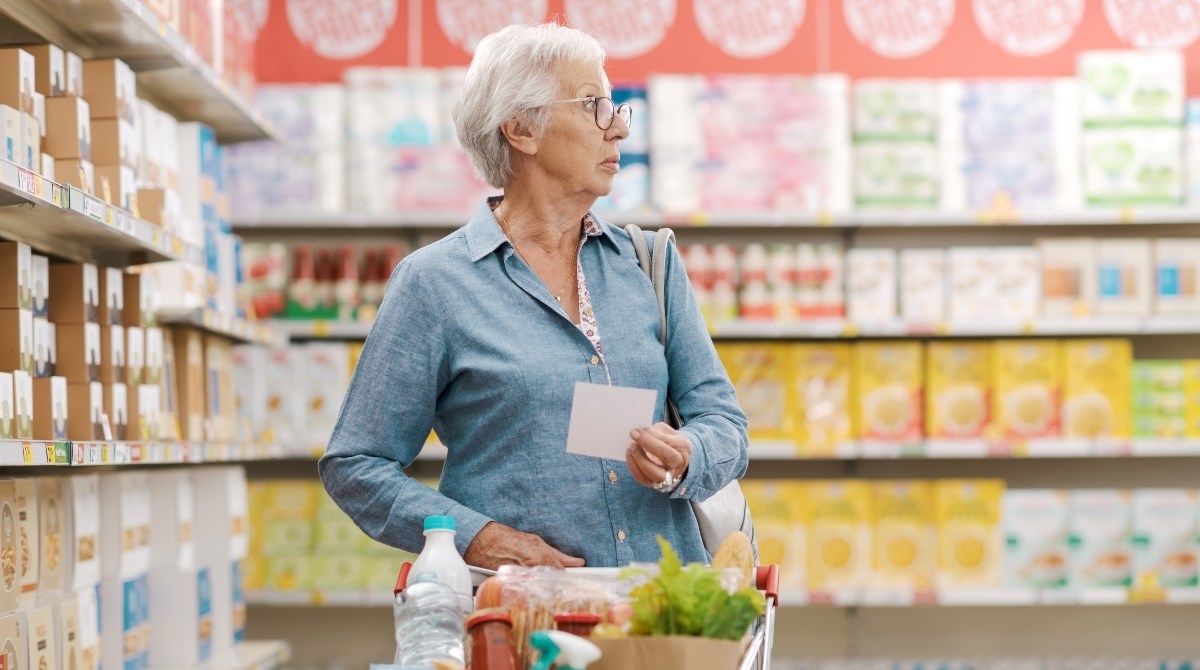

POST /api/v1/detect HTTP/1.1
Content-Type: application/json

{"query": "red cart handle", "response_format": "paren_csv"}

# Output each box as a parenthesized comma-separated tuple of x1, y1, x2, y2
(394, 562, 412, 597)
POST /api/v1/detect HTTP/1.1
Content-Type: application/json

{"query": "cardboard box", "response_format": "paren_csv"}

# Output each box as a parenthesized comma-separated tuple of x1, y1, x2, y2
(66, 382, 103, 441)
(0, 105, 19, 165)
(29, 254, 46, 318)
(1078, 50, 1184, 125)
(926, 341, 992, 439)
(65, 51, 82, 98)
(136, 188, 178, 229)
(56, 597, 81, 670)
(803, 481, 872, 590)
(99, 324, 124, 385)
(43, 95, 90, 161)
(1004, 490, 1070, 589)
(77, 585, 100, 670)
(0, 373, 10, 440)
(147, 470, 206, 666)
(0, 49, 35, 115)
(40, 153, 52, 182)
(56, 158, 94, 194)
(23, 605, 55, 670)
(123, 272, 157, 328)
(19, 112, 38, 171)
(22, 44, 65, 98)
(900, 249, 946, 322)
(1040, 238, 1096, 317)
(853, 341, 924, 443)
(31, 91, 43, 139)
(159, 328, 178, 440)
(846, 248, 897, 322)
(69, 475, 100, 589)
(0, 309, 33, 374)
(104, 383, 127, 442)
(1095, 238, 1152, 316)
(174, 329, 205, 441)
(145, 328, 163, 386)
(45, 322, 55, 377)
(0, 613, 25, 670)
(13, 480, 37, 609)
(992, 340, 1063, 440)
(1132, 489, 1199, 588)
(32, 377, 67, 441)
(1063, 339, 1132, 440)
(935, 479, 1006, 589)
(82, 59, 135, 122)
(97, 267, 124, 327)
(91, 118, 136, 169)
(55, 322, 100, 383)
(12, 371, 31, 440)
(1069, 489, 1133, 588)
(0, 242, 32, 311)
(99, 473, 150, 581)
(32, 317, 49, 378)
(34, 478, 65, 599)
(1154, 238, 1200, 315)
(126, 325, 144, 386)
(0, 480, 19, 615)
(193, 467, 248, 656)
(128, 384, 160, 441)
(48, 262, 99, 324)
(95, 164, 136, 211)
(100, 574, 149, 670)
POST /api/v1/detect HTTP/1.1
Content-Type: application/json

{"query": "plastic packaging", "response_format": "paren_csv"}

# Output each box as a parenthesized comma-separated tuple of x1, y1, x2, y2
(393, 581, 466, 667)
(529, 630, 602, 670)
(409, 515, 473, 613)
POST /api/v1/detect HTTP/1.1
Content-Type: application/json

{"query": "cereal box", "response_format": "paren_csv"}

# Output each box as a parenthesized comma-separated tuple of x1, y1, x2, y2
(803, 481, 871, 591)
(1132, 489, 1198, 589)
(1069, 490, 1133, 588)
(791, 344, 852, 457)
(926, 342, 992, 439)
(992, 340, 1062, 441)
(854, 342, 923, 443)
(1132, 361, 1188, 439)
(1062, 339, 1132, 440)
(871, 481, 934, 590)
(742, 481, 806, 590)
(717, 343, 793, 445)
(1004, 490, 1070, 589)
(934, 479, 1005, 589)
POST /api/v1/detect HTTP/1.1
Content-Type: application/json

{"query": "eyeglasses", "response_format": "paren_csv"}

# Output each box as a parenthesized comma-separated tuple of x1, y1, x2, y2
(550, 96, 632, 131)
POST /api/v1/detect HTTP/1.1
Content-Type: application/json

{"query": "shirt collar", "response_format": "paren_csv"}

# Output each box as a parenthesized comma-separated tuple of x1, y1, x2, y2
(465, 196, 624, 263)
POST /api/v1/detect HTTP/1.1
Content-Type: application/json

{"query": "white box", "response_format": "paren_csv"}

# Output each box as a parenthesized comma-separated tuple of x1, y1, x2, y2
(0, 105, 20, 164)
(1039, 238, 1096, 317)
(33, 317, 49, 378)
(1078, 50, 1184, 125)
(65, 52, 83, 98)
(1188, 99, 1200, 206)
(1132, 489, 1198, 588)
(993, 247, 1042, 320)
(854, 141, 939, 207)
(56, 596, 81, 670)
(149, 565, 213, 666)
(1070, 489, 1133, 589)
(231, 345, 268, 443)
(13, 370, 30, 440)
(1095, 238, 1152, 316)
(193, 467, 248, 656)
(1004, 490, 1070, 589)
(854, 79, 939, 139)
(136, 385, 161, 441)
(46, 322, 55, 377)
(107, 382, 127, 441)
(41, 154, 53, 181)
(145, 327, 163, 385)
(1082, 127, 1184, 205)
(126, 325, 144, 386)
(846, 249, 897, 322)
(30, 255, 47, 318)
(306, 343, 351, 444)
(0, 373, 10, 440)
(23, 605, 55, 670)
(14, 479, 37, 608)
(148, 470, 194, 572)
(0, 480, 18, 615)
(77, 585, 99, 670)
(264, 347, 304, 448)
(69, 474, 100, 590)
(100, 573, 148, 670)
(900, 249, 945, 322)
(1153, 238, 1200, 314)
(948, 247, 996, 321)
(99, 472, 150, 581)
(146, 261, 204, 312)
(19, 112, 38, 170)
(35, 478, 65, 600)
(0, 612, 25, 670)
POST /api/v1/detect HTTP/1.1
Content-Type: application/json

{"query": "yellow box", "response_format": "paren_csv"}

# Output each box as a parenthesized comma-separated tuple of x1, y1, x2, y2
(934, 479, 1005, 589)
(262, 481, 320, 522)
(315, 556, 370, 592)
(926, 342, 992, 439)
(265, 556, 315, 592)
(242, 557, 267, 592)
(853, 342, 924, 441)
(1062, 339, 1132, 439)
(716, 343, 792, 444)
(1185, 361, 1200, 438)
(741, 481, 805, 590)
(791, 344, 852, 457)
(871, 481, 934, 590)
(802, 481, 871, 591)
(992, 340, 1063, 440)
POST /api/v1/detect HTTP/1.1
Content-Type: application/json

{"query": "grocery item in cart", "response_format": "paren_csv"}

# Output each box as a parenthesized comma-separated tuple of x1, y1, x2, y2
(393, 581, 466, 667)
(410, 516, 472, 613)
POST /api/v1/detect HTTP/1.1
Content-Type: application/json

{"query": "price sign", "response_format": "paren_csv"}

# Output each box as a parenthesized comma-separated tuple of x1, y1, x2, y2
(21, 443, 33, 464)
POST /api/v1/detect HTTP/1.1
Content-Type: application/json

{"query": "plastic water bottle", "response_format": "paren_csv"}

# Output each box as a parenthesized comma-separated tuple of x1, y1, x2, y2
(393, 581, 466, 667)
(409, 515, 473, 613)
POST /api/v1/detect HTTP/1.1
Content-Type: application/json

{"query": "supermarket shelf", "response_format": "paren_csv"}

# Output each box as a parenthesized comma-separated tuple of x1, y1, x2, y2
(159, 308, 287, 346)
(0, 0, 275, 143)
(0, 440, 300, 467)
(246, 590, 393, 608)
(269, 319, 374, 340)
(196, 640, 290, 670)
(781, 588, 1200, 607)
(0, 440, 71, 466)
(232, 207, 1200, 231)
(0, 160, 199, 266)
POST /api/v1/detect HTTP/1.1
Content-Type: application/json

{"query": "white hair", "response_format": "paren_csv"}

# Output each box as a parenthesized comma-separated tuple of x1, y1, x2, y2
(453, 23, 607, 188)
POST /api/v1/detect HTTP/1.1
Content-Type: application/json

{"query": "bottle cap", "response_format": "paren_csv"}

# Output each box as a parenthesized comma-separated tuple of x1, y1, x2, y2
(424, 515, 457, 532)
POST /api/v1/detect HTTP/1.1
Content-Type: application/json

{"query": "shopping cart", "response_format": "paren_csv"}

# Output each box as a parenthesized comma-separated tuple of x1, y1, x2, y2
(394, 562, 780, 670)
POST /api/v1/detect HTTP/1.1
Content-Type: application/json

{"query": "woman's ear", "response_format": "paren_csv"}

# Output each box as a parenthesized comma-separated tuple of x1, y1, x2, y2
(500, 116, 538, 156)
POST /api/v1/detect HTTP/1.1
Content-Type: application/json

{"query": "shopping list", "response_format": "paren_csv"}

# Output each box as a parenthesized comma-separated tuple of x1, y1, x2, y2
(566, 382, 657, 460)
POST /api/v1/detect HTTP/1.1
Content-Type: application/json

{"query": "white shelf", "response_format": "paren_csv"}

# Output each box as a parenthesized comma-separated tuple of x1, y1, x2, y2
(779, 588, 1200, 608)
(0, 160, 199, 267)
(159, 308, 287, 346)
(196, 641, 290, 670)
(232, 207, 1200, 231)
(0, 0, 275, 143)
(246, 590, 393, 608)
(268, 319, 374, 340)
(67, 441, 295, 466)
(0, 440, 71, 466)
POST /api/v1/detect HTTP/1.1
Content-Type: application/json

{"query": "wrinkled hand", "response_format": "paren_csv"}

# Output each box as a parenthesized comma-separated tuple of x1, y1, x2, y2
(463, 521, 586, 570)
(626, 422, 692, 491)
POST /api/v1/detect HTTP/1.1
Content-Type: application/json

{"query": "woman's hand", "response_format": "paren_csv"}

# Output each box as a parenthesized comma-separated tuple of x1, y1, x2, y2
(626, 422, 692, 492)
(463, 522, 586, 570)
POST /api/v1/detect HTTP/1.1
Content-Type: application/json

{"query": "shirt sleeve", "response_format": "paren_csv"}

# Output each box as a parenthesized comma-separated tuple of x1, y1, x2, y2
(318, 259, 494, 555)
(658, 239, 751, 502)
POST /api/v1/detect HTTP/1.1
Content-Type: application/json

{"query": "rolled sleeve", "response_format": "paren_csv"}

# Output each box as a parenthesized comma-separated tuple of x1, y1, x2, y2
(659, 240, 750, 502)
(317, 258, 493, 554)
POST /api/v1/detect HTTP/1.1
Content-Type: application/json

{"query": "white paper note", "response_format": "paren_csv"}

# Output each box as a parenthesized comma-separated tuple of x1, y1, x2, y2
(566, 382, 657, 460)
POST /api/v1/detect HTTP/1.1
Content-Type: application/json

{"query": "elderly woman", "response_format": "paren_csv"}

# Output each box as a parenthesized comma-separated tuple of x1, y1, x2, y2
(319, 22, 749, 569)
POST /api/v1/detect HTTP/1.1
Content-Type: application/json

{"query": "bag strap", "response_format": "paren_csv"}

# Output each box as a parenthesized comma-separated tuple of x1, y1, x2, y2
(625, 224, 675, 348)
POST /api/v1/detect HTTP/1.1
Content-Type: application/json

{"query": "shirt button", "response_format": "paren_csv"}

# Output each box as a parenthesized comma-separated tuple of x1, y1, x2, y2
(617, 530, 627, 542)
(679, 486, 687, 495)
(590, 355, 599, 366)
(607, 471, 618, 483)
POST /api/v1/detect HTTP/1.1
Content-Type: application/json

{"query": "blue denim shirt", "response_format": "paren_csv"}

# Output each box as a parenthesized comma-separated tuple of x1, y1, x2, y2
(318, 199, 749, 567)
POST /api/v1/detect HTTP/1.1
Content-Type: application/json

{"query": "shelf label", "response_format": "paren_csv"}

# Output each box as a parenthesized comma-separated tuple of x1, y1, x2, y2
(807, 591, 834, 606)
(100, 444, 110, 463)
(170, 238, 184, 256)
(45, 443, 54, 464)
(21, 443, 32, 464)
(913, 589, 939, 606)
(87, 197, 105, 221)
(817, 211, 834, 226)
(16, 169, 31, 195)
(51, 184, 63, 207)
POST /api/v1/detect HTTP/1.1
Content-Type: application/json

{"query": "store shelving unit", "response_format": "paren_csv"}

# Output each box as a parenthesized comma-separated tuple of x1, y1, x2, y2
(198, 641, 290, 670)
(232, 207, 1200, 231)
(0, 439, 296, 466)
(159, 307, 288, 346)
(0, 0, 275, 142)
